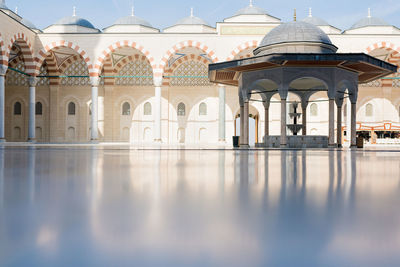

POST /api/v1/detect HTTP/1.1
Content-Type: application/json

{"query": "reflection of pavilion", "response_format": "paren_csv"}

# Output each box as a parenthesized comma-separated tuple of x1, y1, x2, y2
(209, 21, 397, 148)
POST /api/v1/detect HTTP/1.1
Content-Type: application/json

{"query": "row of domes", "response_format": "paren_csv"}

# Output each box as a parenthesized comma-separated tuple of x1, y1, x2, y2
(0, 0, 395, 33)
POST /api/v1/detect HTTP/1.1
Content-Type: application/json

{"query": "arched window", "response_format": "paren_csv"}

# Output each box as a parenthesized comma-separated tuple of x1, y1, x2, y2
(144, 102, 152, 115)
(68, 102, 76, 115)
(122, 102, 131, 115)
(177, 102, 186, 116)
(366, 103, 373, 117)
(199, 102, 207, 116)
(14, 102, 22, 115)
(35, 102, 43, 115)
(310, 103, 318, 116)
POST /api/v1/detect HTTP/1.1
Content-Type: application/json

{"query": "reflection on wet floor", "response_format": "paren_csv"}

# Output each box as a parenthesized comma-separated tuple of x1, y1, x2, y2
(0, 148, 400, 267)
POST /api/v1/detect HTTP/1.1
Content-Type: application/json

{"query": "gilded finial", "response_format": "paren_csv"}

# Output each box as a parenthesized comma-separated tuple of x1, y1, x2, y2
(294, 8, 297, 21)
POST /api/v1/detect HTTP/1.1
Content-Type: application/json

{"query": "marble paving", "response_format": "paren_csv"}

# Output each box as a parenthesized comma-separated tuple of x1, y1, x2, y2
(1, 146, 400, 266)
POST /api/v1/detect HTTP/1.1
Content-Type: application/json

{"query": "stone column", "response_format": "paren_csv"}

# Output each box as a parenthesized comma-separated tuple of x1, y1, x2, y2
(90, 77, 100, 142)
(280, 98, 287, 147)
(49, 85, 59, 142)
(241, 101, 249, 148)
(218, 85, 226, 142)
(154, 78, 162, 142)
(0, 65, 7, 142)
(351, 102, 357, 147)
(337, 105, 342, 147)
(28, 77, 39, 142)
(302, 106, 307, 135)
(264, 104, 269, 137)
(239, 104, 244, 145)
(328, 99, 335, 147)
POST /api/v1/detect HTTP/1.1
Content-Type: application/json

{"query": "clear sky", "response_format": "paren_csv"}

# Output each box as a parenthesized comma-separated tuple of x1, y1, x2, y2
(6, 0, 400, 31)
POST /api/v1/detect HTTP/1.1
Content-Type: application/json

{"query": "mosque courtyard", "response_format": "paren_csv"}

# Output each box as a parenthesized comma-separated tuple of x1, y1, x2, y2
(1, 145, 400, 266)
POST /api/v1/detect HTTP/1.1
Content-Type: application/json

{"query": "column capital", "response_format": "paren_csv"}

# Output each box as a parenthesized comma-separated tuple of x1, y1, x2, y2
(90, 76, 101, 87)
(217, 83, 226, 88)
(0, 65, 7, 76)
(28, 76, 39, 87)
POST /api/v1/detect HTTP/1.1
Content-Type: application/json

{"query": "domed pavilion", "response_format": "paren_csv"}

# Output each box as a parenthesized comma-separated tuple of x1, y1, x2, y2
(209, 19, 397, 148)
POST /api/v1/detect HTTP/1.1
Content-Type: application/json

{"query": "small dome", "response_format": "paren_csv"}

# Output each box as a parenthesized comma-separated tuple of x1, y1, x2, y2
(350, 16, 389, 30)
(0, 0, 9, 10)
(173, 8, 210, 26)
(54, 16, 96, 29)
(21, 18, 38, 29)
(113, 15, 153, 28)
(303, 16, 330, 26)
(174, 15, 209, 26)
(254, 21, 337, 55)
(235, 5, 267, 16)
(302, 8, 330, 26)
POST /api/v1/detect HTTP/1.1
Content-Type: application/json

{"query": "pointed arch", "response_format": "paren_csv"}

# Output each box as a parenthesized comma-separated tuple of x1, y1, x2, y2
(93, 40, 155, 77)
(7, 33, 35, 75)
(34, 41, 92, 76)
(226, 40, 259, 61)
(156, 40, 218, 79)
(0, 32, 6, 66)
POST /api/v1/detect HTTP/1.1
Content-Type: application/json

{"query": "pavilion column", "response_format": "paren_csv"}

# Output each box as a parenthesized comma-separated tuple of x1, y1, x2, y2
(328, 98, 335, 147)
(264, 104, 269, 137)
(218, 85, 226, 142)
(350, 102, 357, 147)
(280, 98, 287, 147)
(241, 100, 249, 148)
(239, 104, 244, 145)
(337, 105, 343, 147)
(90, 77, 100, 142)
(154, 80, 162, 142)
(0, 65, 7, 142)
(28, 77, 38, 142)
(301, 104, 307, 136)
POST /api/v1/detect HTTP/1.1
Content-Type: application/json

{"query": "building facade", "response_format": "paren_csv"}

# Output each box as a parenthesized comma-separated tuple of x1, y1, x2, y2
(0, 1, 399, 145)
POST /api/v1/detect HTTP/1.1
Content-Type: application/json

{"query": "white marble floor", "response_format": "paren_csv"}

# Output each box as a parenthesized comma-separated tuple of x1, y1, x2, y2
(0, 147, 400, 266)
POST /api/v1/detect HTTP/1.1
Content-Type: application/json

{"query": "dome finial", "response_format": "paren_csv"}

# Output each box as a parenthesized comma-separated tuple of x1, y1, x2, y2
(294, 8, 297, 21)
(131, 6, 135, 16)
(73, 6, 76, 17)
(308, 7, 312, 17)
(368, 8, 371, 18)
(190, 7, 193, 17)
(15, 6, 17, 14)
(249, 0, 253, 7)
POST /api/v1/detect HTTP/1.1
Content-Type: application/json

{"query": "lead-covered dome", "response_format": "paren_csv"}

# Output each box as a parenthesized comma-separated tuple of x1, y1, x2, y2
(54, 16, 96, 29)
(113, 15, 152, 28)
(235, 5, 267, 16)
(254, 21, 338, 56)
(0, 0, 8, 10)
(350, 16, 389, 30)
(174, 15, 210, 26)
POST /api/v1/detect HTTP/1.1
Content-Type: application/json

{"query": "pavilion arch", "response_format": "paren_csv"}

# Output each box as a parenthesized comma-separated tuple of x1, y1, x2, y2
(34, 41, 92, 77)
(156, 40, 218, 79)
(226, 40, 259, 61)
(93, 40, 156, 78)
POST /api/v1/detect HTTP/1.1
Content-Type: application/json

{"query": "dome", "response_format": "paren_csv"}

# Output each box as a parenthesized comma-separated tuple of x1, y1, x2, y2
(174, 15, 209, 26)
(254, 21, 337, 56)
(21, 18, 38, 29)
(54, 16, 96, 29)
(303, 16, 330, 26)
(235, 5, 267, 16)
(113, 15, 153, 28)
(350, 17, 389, 30)
(0, 0, 9, 10)
(173, 8, 210, 26)
(302, 8, 330, 26)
